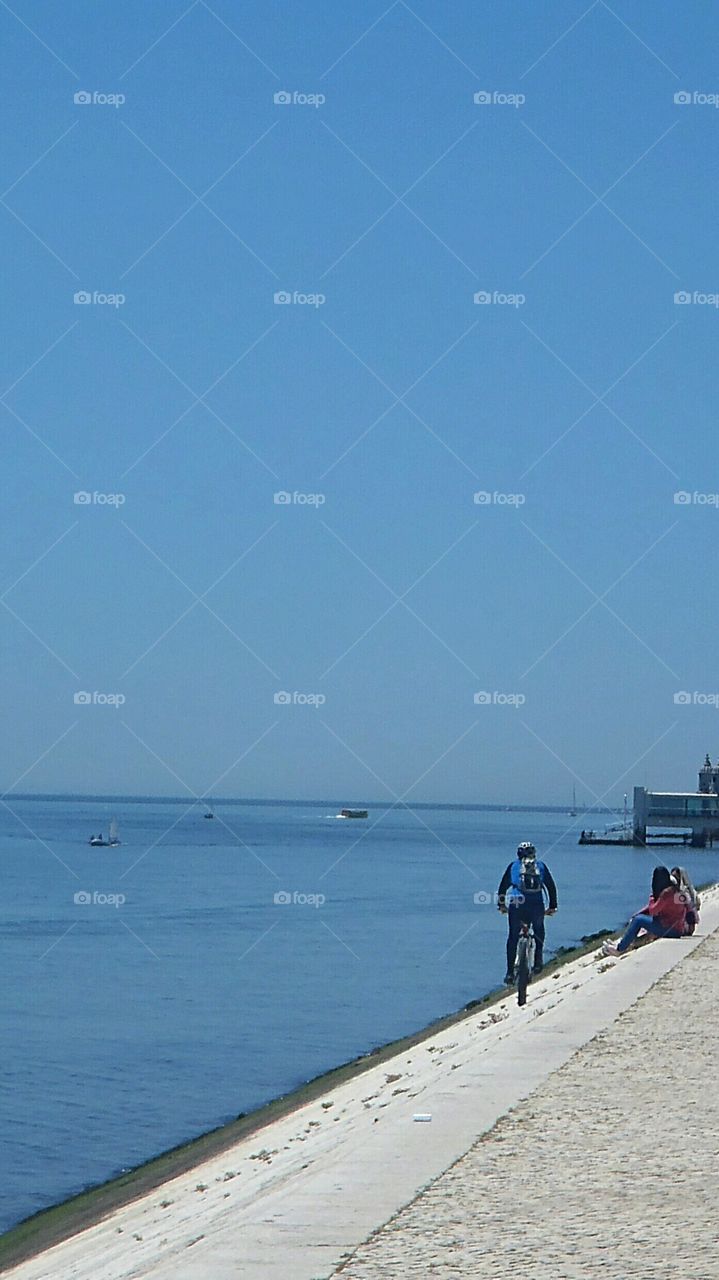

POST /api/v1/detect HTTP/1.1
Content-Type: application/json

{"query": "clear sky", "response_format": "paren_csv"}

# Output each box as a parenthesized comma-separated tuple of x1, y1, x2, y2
(1, 1, 717, 807)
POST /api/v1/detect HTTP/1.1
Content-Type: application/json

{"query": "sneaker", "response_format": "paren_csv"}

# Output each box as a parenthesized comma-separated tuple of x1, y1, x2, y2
(503, 972, 514, 985)
(602, 940, 620, 957)
(532, 964, 543, 975)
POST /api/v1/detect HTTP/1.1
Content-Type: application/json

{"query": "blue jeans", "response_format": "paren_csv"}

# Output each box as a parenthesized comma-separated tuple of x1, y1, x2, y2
(616, 913, 682, 954)
(507, 900, 545, 972)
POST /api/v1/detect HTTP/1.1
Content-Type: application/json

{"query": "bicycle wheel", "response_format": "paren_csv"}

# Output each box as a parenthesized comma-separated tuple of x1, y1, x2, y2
(516, 937, 529, 1006)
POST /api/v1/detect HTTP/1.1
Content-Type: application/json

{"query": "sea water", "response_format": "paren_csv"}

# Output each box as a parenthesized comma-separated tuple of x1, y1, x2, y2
(2, 797, 717, 1232)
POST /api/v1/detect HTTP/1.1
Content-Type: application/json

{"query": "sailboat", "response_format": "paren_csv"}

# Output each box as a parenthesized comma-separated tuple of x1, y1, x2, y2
(569, 786, 577, 818)
(203, 806, 215, 819)
(89, 819, 120, 848)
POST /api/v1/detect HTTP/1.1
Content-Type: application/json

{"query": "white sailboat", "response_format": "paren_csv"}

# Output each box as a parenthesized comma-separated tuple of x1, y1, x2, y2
(89, 818, 120, 848)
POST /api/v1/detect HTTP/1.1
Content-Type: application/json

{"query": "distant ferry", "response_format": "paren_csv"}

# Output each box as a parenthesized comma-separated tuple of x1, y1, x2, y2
(337, 808, 368, 819)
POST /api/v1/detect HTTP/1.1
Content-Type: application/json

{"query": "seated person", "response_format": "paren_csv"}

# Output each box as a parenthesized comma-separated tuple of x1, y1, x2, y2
(603, 869, 686, 956)
(671, 866, 700, 935)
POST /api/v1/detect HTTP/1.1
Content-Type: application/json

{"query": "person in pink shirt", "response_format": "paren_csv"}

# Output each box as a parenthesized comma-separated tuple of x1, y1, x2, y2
(602, 867, 687, 957)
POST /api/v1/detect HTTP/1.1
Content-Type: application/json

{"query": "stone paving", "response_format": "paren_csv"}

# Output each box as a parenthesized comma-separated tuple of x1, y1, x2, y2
(334, 931, 718, 1279)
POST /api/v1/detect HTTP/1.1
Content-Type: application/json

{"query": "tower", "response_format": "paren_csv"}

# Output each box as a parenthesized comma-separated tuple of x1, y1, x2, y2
(699, 753, 713, 793)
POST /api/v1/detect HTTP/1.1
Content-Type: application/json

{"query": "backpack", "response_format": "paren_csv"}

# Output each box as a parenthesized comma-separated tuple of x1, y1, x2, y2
(519, 856, 542, 895)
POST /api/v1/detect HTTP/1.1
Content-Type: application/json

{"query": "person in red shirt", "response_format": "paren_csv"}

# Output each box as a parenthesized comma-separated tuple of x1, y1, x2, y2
(603, 867, 687, 957)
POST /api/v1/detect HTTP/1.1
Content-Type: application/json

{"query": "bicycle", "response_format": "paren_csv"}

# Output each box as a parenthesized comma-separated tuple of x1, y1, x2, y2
(514, 920, 536, 1006)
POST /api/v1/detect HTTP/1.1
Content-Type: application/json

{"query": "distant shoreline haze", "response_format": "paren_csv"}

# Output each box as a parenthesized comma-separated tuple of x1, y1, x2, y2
(7, 794, 618, 814)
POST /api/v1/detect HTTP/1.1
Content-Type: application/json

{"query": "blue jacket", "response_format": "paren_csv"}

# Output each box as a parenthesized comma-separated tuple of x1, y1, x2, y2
(498, 858, 558, 909)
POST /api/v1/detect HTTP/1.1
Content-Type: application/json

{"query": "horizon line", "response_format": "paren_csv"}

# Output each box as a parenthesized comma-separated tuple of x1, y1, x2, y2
(4, 792, 619, 814)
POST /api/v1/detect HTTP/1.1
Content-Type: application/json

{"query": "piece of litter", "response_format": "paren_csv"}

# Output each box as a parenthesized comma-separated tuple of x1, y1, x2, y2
(413, 1113, 432, 1122)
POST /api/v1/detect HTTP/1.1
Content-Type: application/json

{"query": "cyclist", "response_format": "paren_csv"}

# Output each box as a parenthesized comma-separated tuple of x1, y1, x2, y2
(497, 842, 558, 983)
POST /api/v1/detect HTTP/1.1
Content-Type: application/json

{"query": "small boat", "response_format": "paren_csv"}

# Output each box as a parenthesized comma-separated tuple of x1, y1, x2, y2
(579, 823, 634, 846)
(89, 819, 120, 848)
(204, 809, 215, 819)
(337, 808, 368, 819)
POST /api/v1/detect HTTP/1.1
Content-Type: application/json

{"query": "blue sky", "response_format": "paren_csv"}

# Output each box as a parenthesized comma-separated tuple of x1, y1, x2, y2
(1, 0, 718, 806)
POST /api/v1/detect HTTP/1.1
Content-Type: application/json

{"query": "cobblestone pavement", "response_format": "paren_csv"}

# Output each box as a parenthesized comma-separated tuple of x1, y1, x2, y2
(334, 932, 718, 1279)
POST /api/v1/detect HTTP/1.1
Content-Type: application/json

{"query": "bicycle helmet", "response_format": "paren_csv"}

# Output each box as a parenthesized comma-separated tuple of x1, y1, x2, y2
(517, 841, 536, 858)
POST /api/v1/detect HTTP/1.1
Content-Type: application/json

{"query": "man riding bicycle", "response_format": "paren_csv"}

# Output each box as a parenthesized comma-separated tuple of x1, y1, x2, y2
(497, 842, 558, 984)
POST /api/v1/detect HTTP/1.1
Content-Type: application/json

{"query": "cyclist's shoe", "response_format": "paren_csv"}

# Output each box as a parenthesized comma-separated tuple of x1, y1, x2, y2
(532, 963, 543, 975)
(503, 972, 514, 985)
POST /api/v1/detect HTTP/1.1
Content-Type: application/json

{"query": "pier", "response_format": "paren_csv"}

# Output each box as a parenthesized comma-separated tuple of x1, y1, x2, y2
(580, 754, 719, 848)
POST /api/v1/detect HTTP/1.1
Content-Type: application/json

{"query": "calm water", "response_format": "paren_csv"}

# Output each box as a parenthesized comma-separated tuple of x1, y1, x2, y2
(2, 798, 717, 1232)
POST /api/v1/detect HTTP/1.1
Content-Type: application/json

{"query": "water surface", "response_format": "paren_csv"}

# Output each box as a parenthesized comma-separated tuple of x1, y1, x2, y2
(2, 798, 715, 1231)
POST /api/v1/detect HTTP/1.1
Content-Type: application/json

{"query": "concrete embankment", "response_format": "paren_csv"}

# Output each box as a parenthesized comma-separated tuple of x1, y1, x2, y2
(339, 904, 719, 1279)
(2, 892, 716, 1280)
